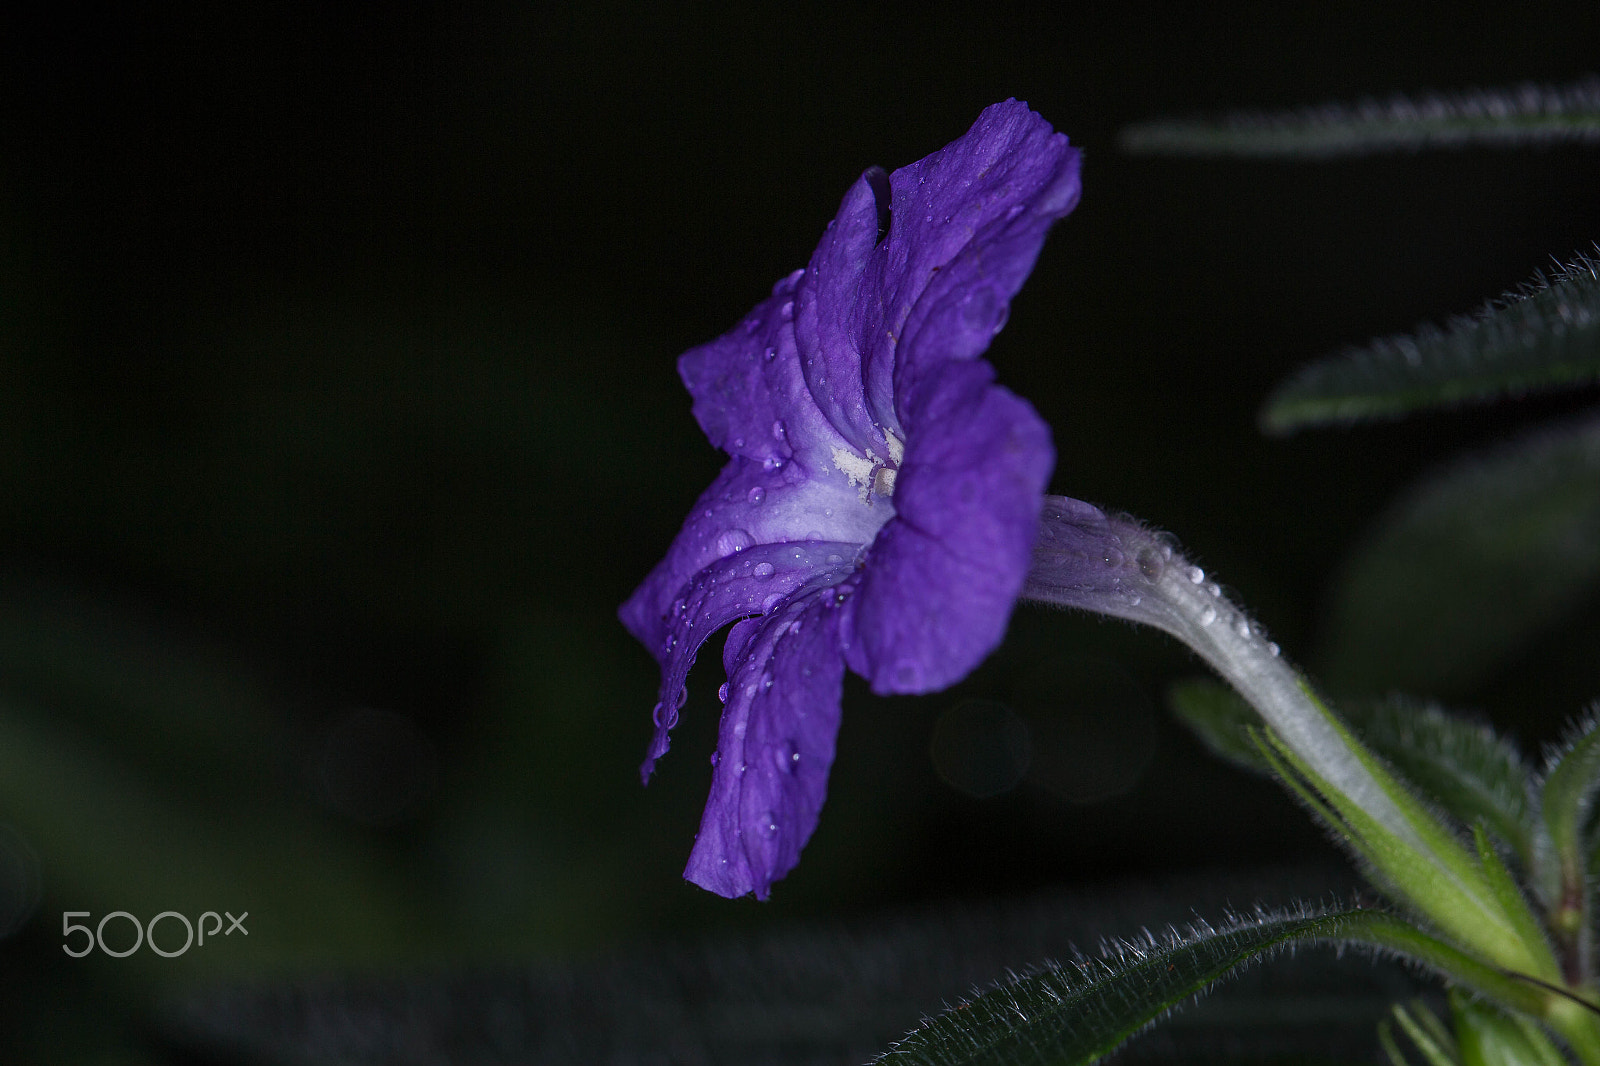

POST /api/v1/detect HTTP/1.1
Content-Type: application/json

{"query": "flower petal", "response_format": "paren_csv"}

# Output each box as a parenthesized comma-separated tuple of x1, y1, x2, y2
(793, 168, 891, 459)
(791, 101, 1079, 451)
(622, 537, 857, 781)
(845, 358, 1054, 693)
(680, 270, 859, 477)
(884, 100, 1080, 416)
(619, 457, 885, 666)
(683, 578, 854, 899)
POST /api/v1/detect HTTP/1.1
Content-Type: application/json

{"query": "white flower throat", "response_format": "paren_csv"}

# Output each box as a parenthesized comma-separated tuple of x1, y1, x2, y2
(831, 428, 904, 502)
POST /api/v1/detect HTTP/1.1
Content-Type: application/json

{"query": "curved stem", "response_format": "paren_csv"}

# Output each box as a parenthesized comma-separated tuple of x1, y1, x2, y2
(1020, 497, 1413, 843)
(1019, 496, 1554, 981)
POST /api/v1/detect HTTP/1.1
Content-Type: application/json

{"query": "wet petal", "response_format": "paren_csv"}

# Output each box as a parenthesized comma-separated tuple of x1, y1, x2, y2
(619, 458, 887, 661)
(681, 271, 856, 475)
(789, 100, 1078, 463)
(845, 359, 1054, 693)
(623, 537, 856, 780)
(684, 578, 855, 899)
(868, 102, 1079, 432)
(885, 101, 1080, 415)
(794, 170, 891, 458)
(623, 100, 1082, 901)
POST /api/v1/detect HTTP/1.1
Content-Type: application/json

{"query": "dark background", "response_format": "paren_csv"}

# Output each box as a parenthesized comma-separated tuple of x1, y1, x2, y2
(2, 3, 1599, 1061)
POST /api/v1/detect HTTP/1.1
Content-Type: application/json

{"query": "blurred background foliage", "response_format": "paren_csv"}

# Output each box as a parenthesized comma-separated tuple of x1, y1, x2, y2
(2, 2, 1599, 1061)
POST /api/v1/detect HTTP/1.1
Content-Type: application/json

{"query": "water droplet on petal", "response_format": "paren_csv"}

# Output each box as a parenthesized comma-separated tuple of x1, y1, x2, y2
(1136, 548, 1164, 580)
(1102, 548, 1125, 569)
(761, 672, 774, 692)
(758, 812, 778, 837)
(717, 682, 729, 703)
(1234, 618, 1252, 638)
(775, 740, 799, 774)
(753, 562, 776, 579)
(747, 486, 766, 505)
(1266, 642, 1281, 658)
(1197, 605, 1217, 627)
(1206, 582, 1221, 598)
(715, 529, 754, 557)
(763, 345, 776, 360)
(709, 750, 720, 767)
(1186, 566, 1205, 584)
(732, 436, 744, 449)
(771, 420, 786, 440)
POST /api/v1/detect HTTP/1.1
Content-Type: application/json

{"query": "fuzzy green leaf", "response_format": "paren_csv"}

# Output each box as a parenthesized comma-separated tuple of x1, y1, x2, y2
(1262, 250, 1600, 433)
(1337, 698, 1533, 863)
(1255, 726, 1547, 979)
(1120, 77, 1600, 159)
(872, 909, 1536, 1066)
(874, 910, 1351, 1066)
(1319, 416, 1600, 697)
(1538, 713, 1600, 913)
(1167, 676, 1272, 774)
(1541, 713, 1600, 859)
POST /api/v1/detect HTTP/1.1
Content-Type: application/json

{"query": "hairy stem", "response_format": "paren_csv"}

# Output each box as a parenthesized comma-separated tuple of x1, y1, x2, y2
(1020, 497, 1557, 981)
(1021, 497, 1414, 841)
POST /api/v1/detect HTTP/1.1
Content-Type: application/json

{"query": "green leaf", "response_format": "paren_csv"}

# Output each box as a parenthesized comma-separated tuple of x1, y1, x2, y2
(1254, 726, 1549, 979)
(1164, 682, 1533, 866)
(1120, 77, 1600, 159)
(1536, 712, 1600, 939)
(1541, 712, 1600, 870)
(1391, 1000, 1460, 1066)
(1337, 698, 1533, 864)
(1262, 249, 1600, 433)
(1469, 826, 1559, 980)
(1318, 416, 1600, 697)
(1451, 989, 1569, 1066)
(1167, 676, 1272, 774)
(872, 909, 1538, 1066)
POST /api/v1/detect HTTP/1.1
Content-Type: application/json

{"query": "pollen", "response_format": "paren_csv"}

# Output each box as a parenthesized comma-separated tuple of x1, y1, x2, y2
(832, 427, 905, 501)
(831, 447, 879, 501)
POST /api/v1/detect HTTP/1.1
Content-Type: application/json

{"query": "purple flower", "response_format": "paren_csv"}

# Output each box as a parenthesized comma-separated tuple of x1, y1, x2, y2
(621, 100, 1081, 899)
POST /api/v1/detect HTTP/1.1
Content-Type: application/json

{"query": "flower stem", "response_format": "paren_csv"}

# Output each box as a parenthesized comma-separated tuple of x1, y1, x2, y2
(1020, 497, 1555, 981)
(1021, 497, 1414, 841)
